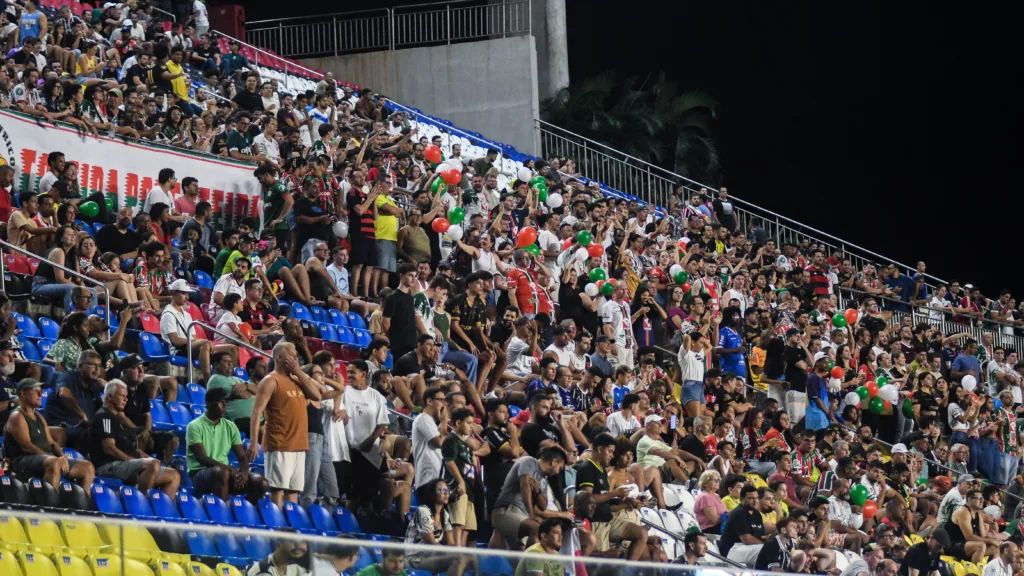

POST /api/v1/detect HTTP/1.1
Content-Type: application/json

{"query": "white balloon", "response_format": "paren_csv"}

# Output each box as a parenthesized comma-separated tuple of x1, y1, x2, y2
(828, 378, 842, 393)
(575, 247, 589, 262)
(669, 264, 683, 277)
(436, 162, 451, 174)
(962, 375, 977, 392)
(516, 167, 532, 182)
(332, 220, 349, 238)
(845, 392, 861, 407)
(585, 283, 599, 297)
(879, 384, 899, 402)
(447, 158, 463, 173)
(446, 224, 464, 242)
(546, 193, 563, 208)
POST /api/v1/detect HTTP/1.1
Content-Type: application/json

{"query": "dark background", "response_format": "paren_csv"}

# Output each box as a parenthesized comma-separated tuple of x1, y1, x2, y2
(219, 1, 1013, 294)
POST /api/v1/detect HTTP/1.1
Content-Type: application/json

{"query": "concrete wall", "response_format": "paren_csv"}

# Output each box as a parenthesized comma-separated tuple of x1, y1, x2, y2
(301, 36, 540, 156)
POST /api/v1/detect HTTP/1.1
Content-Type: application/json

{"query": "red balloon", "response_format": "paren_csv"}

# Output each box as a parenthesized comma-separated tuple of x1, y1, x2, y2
(562, 238, 573, 250)
(517, 227, 538, 248)
(239, 323, 253, 339)
(587, 244, 605, 258)
(830, 366, 844, 379)
(867, 382, 879, 397)
(862, 500, 878, 519)
(441, 168, 462, 185)
(681, 282, 691, 293)
(608, 278, 617, 286)
(432, 218, 451, 233)
(883, 400, 892, 410)
(596, 280, 606, 290)
(424, 145, 442, 164)
(844, 308, 859, 325)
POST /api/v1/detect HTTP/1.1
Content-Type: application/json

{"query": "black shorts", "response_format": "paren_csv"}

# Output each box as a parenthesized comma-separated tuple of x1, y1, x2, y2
(350, 450, 386, 503)
(949, 542, 970, 561)
(349, 232, 377, 268)
(334, 460, 352, 499)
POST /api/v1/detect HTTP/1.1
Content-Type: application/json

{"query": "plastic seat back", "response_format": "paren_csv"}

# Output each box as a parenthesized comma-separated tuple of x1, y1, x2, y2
(239, 535, 271, 560)
(19, 551, 60, 576)
(257, 497, 286, 529)
(166, 402, 192, 427)
(14, 313, 41, 338)
(317, 322, 339, 342)
(307, 503, 339, 534)
(149, 399, 174, 430)
(329, 309, 349, 327)
(60, 519, 105, 551)
(138, 312, 161, 333)
(90, 484, 125, 515)
(214, 533, 245, 560)
(229, 497, 261, 527)
(202, 494, 236, 525)
(332, 505, 362, 533)
(138, 333, 170, 362)
(310, 305, 330, 324)
(282, 501, 314, 531)
(193, 271, 214, 290)
(120, 486, 155, 518)
(186, 383, 206, 405)
(177, 491, 209, 523)
(23, 516, 65, 551)
(38, 317, 60, 340)
(290, 303, 313, 322)
(28, 478, 60, 508)
(346, 311, 368, 330)
(147, 489, 181, 520)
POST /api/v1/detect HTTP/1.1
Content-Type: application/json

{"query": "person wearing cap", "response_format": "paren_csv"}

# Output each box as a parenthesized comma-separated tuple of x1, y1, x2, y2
(0, 341, 20, 427)
(589, 335, 615, 378)
(89, 379, 181, 497)
(937, 473, 976, 526)
(209, 254, 249, 322)
(3, 377, 95, 493)
(221, 232, 259, 281)
(160, 278, 237, 381)
(638, 413, 700, 487)
(836, 542, 883, 576)
(900, 528, 950, 576)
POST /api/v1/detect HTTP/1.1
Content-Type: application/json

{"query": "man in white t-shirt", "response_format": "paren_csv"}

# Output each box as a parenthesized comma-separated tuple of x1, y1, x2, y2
(412, 386, 449, 498)
(208, 257, 248, 322)
(542, 325, 574, 368)
(193, 0, 210, 36)
(139, 168, 186, 222)
(504, 316, 539, 381)
(342, 360, 392, 507)
(600, 283, 635, 370)
(605, 393, 641, 439)
(252, 117, 281, 169)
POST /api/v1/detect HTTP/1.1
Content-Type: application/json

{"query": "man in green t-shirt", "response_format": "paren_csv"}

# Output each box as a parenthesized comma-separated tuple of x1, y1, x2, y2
(226, 113, 269, 164)
(213, 228, 240, 279)
(204, 351, 257, 433)
(442, 407, 479, 548)
(515, 518, 566, 576)
(222, 234, 258, 280)
(184, 386, 268, 501)
(254, 164, 293, 246)
(355, 548, 407, 576)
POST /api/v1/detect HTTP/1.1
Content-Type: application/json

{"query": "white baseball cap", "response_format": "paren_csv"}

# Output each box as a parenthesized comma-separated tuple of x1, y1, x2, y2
(168, 279, 194, 293)
(890, 443, 908, 454)
(644, 414, 664, 426)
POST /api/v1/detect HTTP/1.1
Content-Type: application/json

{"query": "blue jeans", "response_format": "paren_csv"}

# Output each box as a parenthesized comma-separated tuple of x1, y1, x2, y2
(439, 341, 478, 384)
(301, 432, 338, 506)
(32, 279, 96, 311)
(968, 436, 982, 475)
(979, 438, 1002, 483)
(681, 379, 705, 404)
(1002, 453, 1020, 486)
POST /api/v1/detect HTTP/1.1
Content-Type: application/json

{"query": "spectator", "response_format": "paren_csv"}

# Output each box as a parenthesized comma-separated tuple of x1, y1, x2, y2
(299, 362, 340, 507)
(719, 485, 767, 566)
(403, 477, 469, 575)
(185, 386, 268, 502)
(44, 348, 104, 449)
(577, 433, 650, 560)
(693, 469, 727, 532)
(43, 311, 93, 371)
(89, 379, 181, 496)
(491, 446, 567, 549)
(515, 518, 566, 576)
(160, 278, 234, 380)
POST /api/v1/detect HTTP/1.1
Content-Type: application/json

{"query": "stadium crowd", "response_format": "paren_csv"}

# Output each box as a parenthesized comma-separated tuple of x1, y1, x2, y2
(4, 2, 1024, 576)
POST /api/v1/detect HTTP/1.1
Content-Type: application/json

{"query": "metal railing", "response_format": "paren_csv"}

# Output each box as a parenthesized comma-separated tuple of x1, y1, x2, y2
(535, 119, 950, 291)
(186, 320, 271, 384)
(639, 518, 745, 568)
(0, 240, 111, 335)
(246, 0, 532, 59)
(209, 30, 327, 92)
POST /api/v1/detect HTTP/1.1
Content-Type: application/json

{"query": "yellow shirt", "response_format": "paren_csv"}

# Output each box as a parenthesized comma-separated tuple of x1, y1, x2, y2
(751, 346, 767, 392)
(722, 495, 740, 511)
(373, 194, 399, 241)
(166, 60, 190, 102)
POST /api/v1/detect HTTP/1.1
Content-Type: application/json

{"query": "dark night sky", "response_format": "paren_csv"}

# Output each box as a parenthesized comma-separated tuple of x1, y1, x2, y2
(226, 1, 1014, 294)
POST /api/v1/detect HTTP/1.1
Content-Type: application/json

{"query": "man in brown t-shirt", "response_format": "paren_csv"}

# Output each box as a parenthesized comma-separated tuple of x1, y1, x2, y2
(7, 192, 56, 256)
(247, 341, 323, 507)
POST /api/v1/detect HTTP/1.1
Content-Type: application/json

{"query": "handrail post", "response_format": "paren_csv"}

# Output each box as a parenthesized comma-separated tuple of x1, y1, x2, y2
(446, 4, 451, 45)
(502, 0, 507, 37)
(278, 22, 283, 55)
(187, 320, 272, 384)
(332, 15, 339, 56)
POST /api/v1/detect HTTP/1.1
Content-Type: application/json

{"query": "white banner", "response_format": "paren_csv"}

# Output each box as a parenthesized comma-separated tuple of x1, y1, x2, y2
(0, 108, 261, 228)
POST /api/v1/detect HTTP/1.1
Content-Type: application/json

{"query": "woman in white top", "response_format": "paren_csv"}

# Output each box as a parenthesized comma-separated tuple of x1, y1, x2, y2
(927, 284, 953, 321)
(455, 232, 508, 297)
(214, 293, 255, 346)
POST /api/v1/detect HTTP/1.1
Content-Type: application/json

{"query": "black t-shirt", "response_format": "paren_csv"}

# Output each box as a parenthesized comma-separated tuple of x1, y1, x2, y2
(382, 289, 417, 357)
(519, 422, 562, 458)
(150, 62, 174, 94)
(862, 315, 887, 335)
(754, 536, 791, 571)
(720, 504, 765, 557)
(576, 459, 613, 522)
(480, 426, 513, 492)
(123, 383, 151, 428)
(0, 376, 16, 431)
(89, 407, 123, 468)
(232, 89, 264, 112)
(293, 195, 330, 247)
(126, 64, 147, 87)
(679, 434, 706, 462)
(393, 351, 433, 379)
(784, 346, 808, 393)
(195, 44, 220, 60)
(899, 542, 940, 576)
(210, 132, 229, 156)
(95, 225, 140, 257)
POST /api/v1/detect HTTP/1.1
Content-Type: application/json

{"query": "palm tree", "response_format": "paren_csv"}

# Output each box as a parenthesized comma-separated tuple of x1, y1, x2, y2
(540, 70, 721, 185)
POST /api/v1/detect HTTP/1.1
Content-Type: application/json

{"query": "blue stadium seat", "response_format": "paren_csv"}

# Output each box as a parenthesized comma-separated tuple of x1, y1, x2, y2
(38, 340, 53, 357)
(91, 484, 125, 515)
(166, 401, 192, 428)
(336, 326, 357, 346)
(353, 328, 373, 348)
(232, 368, 249, 380)
(186, 383, 206, 406)
(202, 494, 236, 525)
(332, 505, 362, 534)
(191, 405, 206, 419)
(94, 477, 123, 487)
(317, 322, 340, 343)
(257, 497, 287, 529)
(290, 303, 314, 322)
(311, 305, 330, 324)
(229, 497, 261, 527)
(176, 383, 192, 404)
(346, 312, 368, 331)
(277, 303, 292, 319)
(170, 457, 191, 490)
(150, 400, 176, 431)
(308, 504, 340, 536)
(38, 317, 59, 340)
(185, 528, 218, 556)
(120, 485, 156, 518)
(18, 338, 41, 362)
(329, 309, 349, 327)
(40, 387, 49, 408)
(14, 313, 41, 338)
(476, 557, 514, 575)
(383, 351, 393, 369)
(352, 547, 374, 572)
(63, 447, 85, 460)
(282, 502, 317, 534)
(177, 491, 209, 523)
(239, 535, 271, 560)
(147, 489, 181, 520)
(194, 270, 214, 290)
(138, 333, 172, 363)
(214, 533, 247, 565)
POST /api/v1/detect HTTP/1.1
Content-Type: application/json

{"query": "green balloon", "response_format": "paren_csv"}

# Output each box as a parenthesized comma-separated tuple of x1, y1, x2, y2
(449, 207, 465, 225)
(431, 178, 447, 193)
(538, 190, 548, 203)
(105, 197, 114, 211)
(673, 271, 688, 285)
(875, 375, 888, 387)
(600, 282, 614, 296)
(868, 396, 885, 415)
(831, 313, 848, 328)
(577, 230, 592, 247)
(589, 268, 607, 282)
(428, 161, 439, 170)
(529, 176, 546, 188)
(903, 399, 915, 418)
(827, 361, 835, 370)
(79, 201, 99, 218)
(850, 484, 869, 506)
(856, 386, 870, 400)
(525, 244, 540, 257)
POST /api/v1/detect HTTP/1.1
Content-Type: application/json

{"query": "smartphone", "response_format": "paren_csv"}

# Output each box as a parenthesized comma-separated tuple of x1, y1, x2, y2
(670, 415, 678, 430)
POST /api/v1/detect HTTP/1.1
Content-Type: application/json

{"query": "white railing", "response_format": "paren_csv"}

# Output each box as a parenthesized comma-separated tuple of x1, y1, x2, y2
(186, 320, 270, 384)
(246, 0, 532, 58)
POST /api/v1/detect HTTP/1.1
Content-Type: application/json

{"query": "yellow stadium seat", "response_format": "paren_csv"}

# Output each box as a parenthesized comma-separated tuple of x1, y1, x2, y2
(51, 554, 92, 576)
(22, 518, 67, 555)
(97, 523, 187, 563)
(963, 561, 983, 576)
(0, 549, 26, 576)
(17, 551, 58, 576)
(153, 559, 188, 576)
(215, 563, 245, 576)
(940, 556, 968, 576)
(87, 554, 153, 576)
(903, 533, 924, 546)
(60, 521, 115, 557)
(0, 516, 32, 551)
(186, 562, 217, 576)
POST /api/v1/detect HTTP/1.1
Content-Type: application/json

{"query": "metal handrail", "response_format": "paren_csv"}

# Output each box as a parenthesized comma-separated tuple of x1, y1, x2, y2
(639, 518, 745, 568)
(211, 29, 326, 80)
(247, 8, 389, 26)
(0, 239, 111, 335)
(186, 320, 271, 384)
(836, 284, 1019, 330)
(149, 5, 176, 23)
